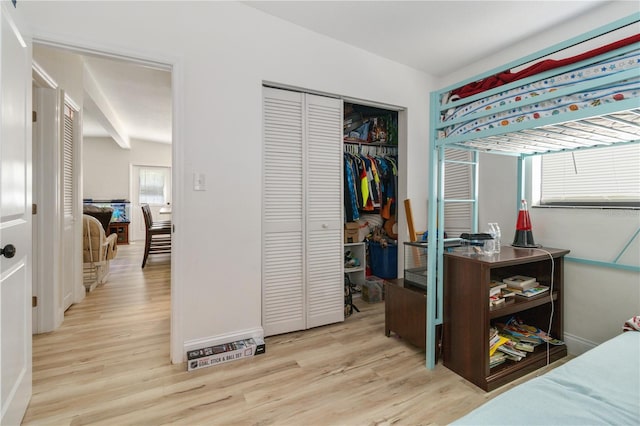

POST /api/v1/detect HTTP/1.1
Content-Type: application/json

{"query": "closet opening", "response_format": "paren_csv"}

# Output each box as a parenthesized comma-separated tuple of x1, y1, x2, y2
(261, 86, 406, 337)
(343, 101, 400, 301)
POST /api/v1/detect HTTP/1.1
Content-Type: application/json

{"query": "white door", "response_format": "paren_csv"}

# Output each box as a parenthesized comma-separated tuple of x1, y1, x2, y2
(262, 88, 305, 336)
(32, 87, 63, 332)
(1, 4, 33, 425)
(304, 94, 344, 328)
(262, 88, 343, 336)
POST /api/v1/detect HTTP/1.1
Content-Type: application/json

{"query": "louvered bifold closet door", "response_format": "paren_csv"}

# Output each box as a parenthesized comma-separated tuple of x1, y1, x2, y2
(262, 88, 305, 336)
(305, 94, 344, 329)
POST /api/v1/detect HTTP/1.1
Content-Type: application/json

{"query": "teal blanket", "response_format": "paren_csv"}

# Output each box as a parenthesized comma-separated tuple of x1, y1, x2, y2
(453, 331, 640, 425)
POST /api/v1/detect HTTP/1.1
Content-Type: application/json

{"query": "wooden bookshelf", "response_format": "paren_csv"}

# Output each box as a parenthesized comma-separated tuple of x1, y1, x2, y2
(443, 246, 569, 391)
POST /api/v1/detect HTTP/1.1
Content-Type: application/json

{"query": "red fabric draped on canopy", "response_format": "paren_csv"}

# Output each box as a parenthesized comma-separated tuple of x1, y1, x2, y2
(452, 34, 640, 99)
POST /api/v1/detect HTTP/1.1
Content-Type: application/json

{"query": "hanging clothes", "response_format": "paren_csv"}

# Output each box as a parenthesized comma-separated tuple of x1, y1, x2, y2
(344, 153, 360, 222)
(343, 145, 397, 222)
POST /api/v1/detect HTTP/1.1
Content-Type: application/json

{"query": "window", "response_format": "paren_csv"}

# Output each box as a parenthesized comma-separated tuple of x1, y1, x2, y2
(139, 166, 171, 205)
(540, 143, 640, 207)
(444, 149, 474, 235)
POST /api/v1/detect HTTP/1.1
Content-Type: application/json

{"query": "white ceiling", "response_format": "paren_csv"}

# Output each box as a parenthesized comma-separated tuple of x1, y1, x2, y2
(244, 1, 609, 76)
(81, 55, 172, 145)
(79, 1, 609, 146)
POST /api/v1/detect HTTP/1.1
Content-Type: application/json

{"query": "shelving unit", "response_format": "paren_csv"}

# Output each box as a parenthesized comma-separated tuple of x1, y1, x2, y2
(344, 242, 366, 288)
(443, 246, 569, 391)
(108, 222, 130, 245)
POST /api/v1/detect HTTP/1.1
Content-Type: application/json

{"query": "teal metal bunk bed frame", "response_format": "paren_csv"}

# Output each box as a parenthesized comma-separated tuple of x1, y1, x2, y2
(426, 13, 640, 369)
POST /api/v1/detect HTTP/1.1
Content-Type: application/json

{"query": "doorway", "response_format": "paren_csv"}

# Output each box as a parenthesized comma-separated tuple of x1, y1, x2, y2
(30, 43, 176, 355)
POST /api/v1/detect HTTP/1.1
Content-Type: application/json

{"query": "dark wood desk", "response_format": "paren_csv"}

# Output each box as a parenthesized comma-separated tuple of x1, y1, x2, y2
(384, 279, 440, 359)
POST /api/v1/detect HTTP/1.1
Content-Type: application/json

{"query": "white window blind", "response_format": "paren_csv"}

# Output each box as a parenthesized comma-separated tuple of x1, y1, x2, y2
(139, 167, 170, 205)
(63, 104, 74, 217)
(541, 144, 640, 206)
(444, 149, 473, 236)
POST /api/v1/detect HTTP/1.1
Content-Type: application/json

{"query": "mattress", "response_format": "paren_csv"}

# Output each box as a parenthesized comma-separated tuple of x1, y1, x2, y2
(440, 50, 640, 139)
(452, 331, 640, 425)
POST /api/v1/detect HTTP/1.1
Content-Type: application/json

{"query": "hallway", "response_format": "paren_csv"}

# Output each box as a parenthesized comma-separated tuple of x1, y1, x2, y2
(25, 242, 172, 424)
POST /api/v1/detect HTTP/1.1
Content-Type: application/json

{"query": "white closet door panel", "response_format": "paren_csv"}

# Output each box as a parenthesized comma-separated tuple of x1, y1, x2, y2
(306, 97, 343, 230)
(263, 89, 304, 228)
(306, 229, 343, 328)
(305, 94, 344, 328)
(263, 87, 305, 336)
(263, 232, 304, 336)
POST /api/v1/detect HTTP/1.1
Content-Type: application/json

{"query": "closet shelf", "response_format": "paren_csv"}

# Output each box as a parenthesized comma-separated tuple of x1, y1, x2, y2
(344, 138, 398, 147)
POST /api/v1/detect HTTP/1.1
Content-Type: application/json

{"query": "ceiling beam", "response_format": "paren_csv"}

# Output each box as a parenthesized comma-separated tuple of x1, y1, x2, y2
(83, 65, 130, 149)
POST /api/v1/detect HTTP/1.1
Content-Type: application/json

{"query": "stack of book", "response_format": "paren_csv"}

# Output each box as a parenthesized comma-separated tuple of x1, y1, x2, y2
(503, 275, 550, 298)
(490, 317, 565, 366)
(495, 332, 542, 362)
(488, 322, 541, 363)
(489, 327, 509, 368)
(489, 281, 516, 310)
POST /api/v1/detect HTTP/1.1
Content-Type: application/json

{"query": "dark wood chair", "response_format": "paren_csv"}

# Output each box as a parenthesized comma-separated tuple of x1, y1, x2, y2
(141, 204, 171, 268)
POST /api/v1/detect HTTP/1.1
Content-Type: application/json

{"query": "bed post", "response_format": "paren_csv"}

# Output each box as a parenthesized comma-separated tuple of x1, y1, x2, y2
(426, 91, 440, 370)
(516, 155, 525, 210)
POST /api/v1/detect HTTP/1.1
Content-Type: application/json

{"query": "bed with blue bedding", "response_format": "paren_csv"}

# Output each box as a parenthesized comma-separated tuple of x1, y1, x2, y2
(453, 328, 640, 425)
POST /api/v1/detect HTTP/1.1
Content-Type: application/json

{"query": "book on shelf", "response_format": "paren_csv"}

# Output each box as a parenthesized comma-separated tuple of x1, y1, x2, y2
(503, 275, 537, 290)
(515, 341, 536, 352)
(500, 288, 516, 298)
(498, 317, 565, 346)
(489, 352, 506, 368)
(497, 344, 527, 359)
(489, 280, 507, 296)
(489, 296, 514, 311)
(510, 284, 550, 298)
(498, 345, 527, 361)
(489, 327, 499, 345)
(490, 335, 509, 356)
(489, 295, 504, 307)
(488, 281, 517, 311)
(503, 333, 541, 352)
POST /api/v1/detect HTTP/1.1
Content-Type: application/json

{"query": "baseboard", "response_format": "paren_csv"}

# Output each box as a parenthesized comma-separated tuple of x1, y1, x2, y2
(564, 332, 598, 356)
(183, 327, 264, 362)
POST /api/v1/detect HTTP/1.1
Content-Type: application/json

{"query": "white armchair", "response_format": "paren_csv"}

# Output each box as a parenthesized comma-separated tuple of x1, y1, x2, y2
(83, 214, 118, 291)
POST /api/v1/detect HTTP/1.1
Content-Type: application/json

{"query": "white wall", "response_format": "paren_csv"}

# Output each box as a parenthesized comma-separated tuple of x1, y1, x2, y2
(83, 137, 171, 200)
(437, 1, 640, 354)
(32, 44, 83, 107)
(21, 1, 433, 360)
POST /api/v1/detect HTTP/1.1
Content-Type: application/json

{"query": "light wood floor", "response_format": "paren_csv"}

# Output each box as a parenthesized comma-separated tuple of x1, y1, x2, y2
(23, 243, 563, 425)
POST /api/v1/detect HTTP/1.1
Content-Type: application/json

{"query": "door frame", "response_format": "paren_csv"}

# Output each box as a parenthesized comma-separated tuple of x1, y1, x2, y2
(31, 37, 184, 363)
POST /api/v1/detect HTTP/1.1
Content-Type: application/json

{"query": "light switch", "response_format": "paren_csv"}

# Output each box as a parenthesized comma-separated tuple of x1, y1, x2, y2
(194, 172, 206, 191)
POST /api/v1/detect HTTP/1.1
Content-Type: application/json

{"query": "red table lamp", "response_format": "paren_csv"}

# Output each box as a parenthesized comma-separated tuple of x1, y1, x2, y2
(512, 199, 539, 248)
